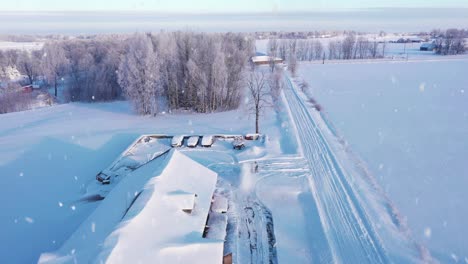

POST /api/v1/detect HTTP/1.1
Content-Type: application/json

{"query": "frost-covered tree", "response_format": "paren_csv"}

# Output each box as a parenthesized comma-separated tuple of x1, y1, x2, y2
(288, 40, 298, 76)
(341, 33, 356, 60)
(118, 33, 161, 115)
(278, 39, 288, 60)
(16, 51, 39, 84)
(269, 67, 283, 107)
(314, 41, 324, 60)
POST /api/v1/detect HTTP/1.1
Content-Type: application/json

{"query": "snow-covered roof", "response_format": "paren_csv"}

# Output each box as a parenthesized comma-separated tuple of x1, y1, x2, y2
(420, 43, 435, 48)
(98, 150, 221, 263)
(171, 135, 184, 146)
(167, 190, 196, 211)
(110, 136, 170, 172)
(201, 135, 214, 146)
(251, 55, 283, 63)
(211, 193, 228, 213)
(187, 136, 200, 147)
(39, 150, 223, 264)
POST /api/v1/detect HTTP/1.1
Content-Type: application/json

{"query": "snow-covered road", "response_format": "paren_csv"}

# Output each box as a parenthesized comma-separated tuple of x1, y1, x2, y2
(282, 76, 389, 263)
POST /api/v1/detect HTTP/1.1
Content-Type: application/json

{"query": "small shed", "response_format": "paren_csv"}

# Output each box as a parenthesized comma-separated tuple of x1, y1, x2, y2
(420, 43, 436, 51)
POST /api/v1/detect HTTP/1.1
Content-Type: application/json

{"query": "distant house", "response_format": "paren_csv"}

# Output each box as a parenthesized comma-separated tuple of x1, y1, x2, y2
(420, 43, 436, 51)
(251, 55, 283, 66)
(21, 84, 33, 93)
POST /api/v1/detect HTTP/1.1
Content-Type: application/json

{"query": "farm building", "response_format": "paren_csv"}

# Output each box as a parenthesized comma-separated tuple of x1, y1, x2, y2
(420, 43, 436, 51)
(251, 55, 283, 65)
(98, 150, 226, 263)
(40, 150, 229, 264)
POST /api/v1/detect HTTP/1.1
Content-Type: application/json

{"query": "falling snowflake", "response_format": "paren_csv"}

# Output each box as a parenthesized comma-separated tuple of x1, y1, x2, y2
(71, 205, 76, 211)
(19, 172, 24, 177)
(24, 217, 34, 224)
(91, 222, 96, 233)
(424, 227, 431, 238)
(419, 82, 426, 92)
(58, 202, 63, 207)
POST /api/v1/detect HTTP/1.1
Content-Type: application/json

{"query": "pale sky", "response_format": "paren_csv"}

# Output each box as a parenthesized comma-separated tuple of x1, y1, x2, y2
(2, 0, 468, 12)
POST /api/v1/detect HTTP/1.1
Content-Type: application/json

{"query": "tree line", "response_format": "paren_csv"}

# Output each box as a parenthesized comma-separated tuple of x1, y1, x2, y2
(0, 32, 254, 115)
(267, 33, 387, 64)
(432, 29, 466, 55)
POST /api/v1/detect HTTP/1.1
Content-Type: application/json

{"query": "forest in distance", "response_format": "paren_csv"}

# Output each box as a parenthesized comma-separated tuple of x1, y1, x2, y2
(0, 28, 466, 115)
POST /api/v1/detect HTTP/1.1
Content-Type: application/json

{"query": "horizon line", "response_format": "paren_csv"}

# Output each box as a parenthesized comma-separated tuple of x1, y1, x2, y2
(1, 6, 468, 14)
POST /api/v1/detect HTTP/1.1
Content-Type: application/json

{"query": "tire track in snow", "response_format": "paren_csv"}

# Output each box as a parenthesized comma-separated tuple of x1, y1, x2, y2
(283, 76, 389, 264)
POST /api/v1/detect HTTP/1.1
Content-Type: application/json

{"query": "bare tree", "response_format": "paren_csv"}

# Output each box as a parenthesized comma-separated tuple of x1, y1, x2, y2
(381, 41, 387, 58)
(342, 34, 356, 60)
(288, 40, 298, 76)
(369, 41, 379, 58)
(42, 42, 69, 97)
(314, 41, 324, 60)
(247, 71, 269, 133)
(278, 39, 288, 60)
(267, 38, 279, 72)
(328, 41, 338, 60)
(16, 51, 39, 84)
(269, 67, 283, 107)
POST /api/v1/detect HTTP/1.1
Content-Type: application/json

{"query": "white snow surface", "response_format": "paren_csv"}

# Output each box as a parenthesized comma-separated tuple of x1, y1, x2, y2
(297, 58, 468, 263)
(0, 101, 282, 264)
(0, 41, 44, 51)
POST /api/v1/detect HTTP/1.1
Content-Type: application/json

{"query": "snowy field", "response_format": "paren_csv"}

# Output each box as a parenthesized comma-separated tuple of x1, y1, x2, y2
(297, 59, 468, 263)
(0, 41, 43, 51)
(0, 101, 293, 263)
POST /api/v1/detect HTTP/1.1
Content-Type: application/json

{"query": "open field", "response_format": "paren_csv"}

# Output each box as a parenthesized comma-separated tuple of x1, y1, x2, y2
(298, 58, 468, 263)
